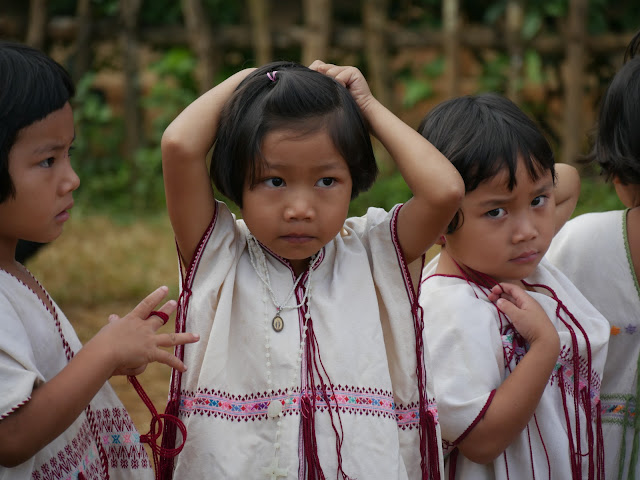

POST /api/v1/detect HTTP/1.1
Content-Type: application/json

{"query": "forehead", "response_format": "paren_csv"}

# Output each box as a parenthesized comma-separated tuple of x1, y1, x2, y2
(259, 128, 348, 170)
(11, 103, 74, 155)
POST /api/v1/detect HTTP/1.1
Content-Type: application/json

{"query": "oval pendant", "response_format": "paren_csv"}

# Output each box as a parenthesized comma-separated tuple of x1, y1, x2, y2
(267, 399, 283, 418)
(272, 315, 284, 332)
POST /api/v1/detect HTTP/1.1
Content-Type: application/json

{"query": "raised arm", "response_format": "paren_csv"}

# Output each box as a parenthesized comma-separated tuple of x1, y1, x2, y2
(161, 68, 255, 265)
(0, 287, 199, 467)
(458, 283, 560, 463)
(553, 163, 581, 234)
(309, 61, 465, 264)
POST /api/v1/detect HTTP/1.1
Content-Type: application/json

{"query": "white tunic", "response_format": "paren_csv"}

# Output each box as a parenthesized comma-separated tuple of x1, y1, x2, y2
(165, 201, 443, 479)
(0, 270, 153, 480)
(420, 257, 609, 479)
(547, 210, 640, 479)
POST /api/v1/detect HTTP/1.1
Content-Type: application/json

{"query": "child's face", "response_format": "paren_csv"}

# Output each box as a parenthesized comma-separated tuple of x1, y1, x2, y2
(443, 156, 555, 283)
(241, 128, 352, 276)
(0, 102, 79, 248)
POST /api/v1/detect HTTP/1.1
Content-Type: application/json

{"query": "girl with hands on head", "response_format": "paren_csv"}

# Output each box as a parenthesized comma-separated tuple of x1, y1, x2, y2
(0, 41, 198, 479)
(417, 93, 609, 479)
(160, 60, 463, 479)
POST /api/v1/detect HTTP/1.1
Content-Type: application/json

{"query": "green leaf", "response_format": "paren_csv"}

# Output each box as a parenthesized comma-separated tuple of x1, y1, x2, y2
(402, 79, 434, 109)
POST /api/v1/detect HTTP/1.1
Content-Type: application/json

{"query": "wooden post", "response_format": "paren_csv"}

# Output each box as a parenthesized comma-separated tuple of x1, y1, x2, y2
(181, 0, 217, 93)
(26, 0, 47, 49)
(248, 0, 272, 65)
(505, 0, 524, 104)
(73, 0, 92, 84)
(363, 0, 393, 171)
(302, 0, 331, 66)
(119, 0, 144, 163)
(562, 0, 587, 165)
(442, 0, 460, 99)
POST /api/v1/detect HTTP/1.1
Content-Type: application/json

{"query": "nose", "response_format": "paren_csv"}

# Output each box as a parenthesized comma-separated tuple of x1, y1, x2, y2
(59, 159, 81, 195)
(283, 190, 314, 221)
(512, 212, 538, 243)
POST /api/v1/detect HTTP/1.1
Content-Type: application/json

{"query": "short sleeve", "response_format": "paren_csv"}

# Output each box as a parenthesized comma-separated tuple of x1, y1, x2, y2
(0, 292, 41, 419)
(421, 278, 504, 445)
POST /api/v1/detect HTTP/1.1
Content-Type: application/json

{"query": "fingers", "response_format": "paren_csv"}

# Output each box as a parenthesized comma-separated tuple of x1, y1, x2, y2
(146, 300, 178, 329)
(155, 332, 200, 349)
(131, 285, 170, 319)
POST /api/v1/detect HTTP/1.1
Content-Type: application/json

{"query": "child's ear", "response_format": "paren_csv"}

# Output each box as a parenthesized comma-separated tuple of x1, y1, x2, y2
(436, 234, 446, 246)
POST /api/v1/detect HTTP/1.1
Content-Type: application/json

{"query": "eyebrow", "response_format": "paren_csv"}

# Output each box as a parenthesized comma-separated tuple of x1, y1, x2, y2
(33, 135, 76, 155)
(477, 179, 554, 209)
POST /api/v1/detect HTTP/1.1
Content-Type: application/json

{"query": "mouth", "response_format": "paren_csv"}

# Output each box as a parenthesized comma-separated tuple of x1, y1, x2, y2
(281, 234, 314, 244)
(510, 250, 539, 264)
(55, 201, 74, 222)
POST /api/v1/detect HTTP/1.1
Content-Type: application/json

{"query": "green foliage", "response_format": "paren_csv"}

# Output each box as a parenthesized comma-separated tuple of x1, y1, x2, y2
(400, 56, 445, 109)
(72, 49, 199, 215)
(574, 175, 625, 217)
(349, 171, 412, 217)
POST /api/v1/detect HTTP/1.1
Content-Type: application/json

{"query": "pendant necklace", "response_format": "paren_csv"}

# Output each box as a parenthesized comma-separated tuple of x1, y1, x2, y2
(246, 233, 317, 479)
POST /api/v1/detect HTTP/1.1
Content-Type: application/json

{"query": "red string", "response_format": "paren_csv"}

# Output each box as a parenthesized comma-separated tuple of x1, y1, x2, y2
(127, 375, 187, 480)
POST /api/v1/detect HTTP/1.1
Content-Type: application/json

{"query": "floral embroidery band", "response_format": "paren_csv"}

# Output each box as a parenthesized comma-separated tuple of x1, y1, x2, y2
(179, 386, 438, 429)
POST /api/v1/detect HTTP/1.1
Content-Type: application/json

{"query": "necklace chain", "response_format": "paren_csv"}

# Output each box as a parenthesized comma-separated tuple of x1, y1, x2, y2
(246, 233, 315, 479)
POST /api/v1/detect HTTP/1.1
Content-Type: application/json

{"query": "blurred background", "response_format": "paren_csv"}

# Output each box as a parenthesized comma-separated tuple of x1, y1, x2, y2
(1, 0, 637, 459)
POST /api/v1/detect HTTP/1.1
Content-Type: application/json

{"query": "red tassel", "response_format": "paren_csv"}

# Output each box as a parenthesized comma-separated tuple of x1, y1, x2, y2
(128, 376, 187, 480)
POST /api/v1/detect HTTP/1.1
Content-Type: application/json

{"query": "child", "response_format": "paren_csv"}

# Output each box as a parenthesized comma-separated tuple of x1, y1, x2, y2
(0, 41, 199, 479)
(546, 56, 640, 479)
(417, 93, 610, 478)
(159, 60, 464, 479)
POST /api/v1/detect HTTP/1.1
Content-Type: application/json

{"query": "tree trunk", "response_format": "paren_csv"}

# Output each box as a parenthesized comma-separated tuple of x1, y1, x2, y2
(363, 0, 393, 171)
(26, 0, 47, 49)
(119, 0, 143, 163)
(442, 0, 460, 99)
(72, 0, 92, 84)
(505, 0, 524, 104)
(302, 0, 331, 66)
(181, 0, 217, 93)
(562, 0, 587, 165)
(248, 0, 272, 66)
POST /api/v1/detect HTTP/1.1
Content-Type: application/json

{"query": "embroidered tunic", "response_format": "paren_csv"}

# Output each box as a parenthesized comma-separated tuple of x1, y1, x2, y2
(0, 270, 153, 480)
(419, 257, 609, 479)
(164, 201, 443, 479)
(547, 210, 640, 479)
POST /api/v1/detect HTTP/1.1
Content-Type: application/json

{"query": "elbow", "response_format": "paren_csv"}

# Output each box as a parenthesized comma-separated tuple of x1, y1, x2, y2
(0, 447, 32, 469)
(436, 177, 465, 214)
(458, 443, 504, 465)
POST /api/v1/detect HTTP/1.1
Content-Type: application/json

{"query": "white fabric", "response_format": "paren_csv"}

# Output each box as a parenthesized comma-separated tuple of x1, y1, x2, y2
(547, 210, 640, 479)
(0, 270, 153, 480)
(420, 256, 609, 479)
(171, 201, 443, 479)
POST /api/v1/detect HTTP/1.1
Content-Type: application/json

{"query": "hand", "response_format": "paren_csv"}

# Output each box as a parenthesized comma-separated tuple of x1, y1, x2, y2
(92, 286, 199, 377)
(309, 60, 375, 114)
(488, 282, 559, 349)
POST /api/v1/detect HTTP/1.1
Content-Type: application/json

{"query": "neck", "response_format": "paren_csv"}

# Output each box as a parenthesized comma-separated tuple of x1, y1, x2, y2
(0, 237, 19, 273)
(289, 258, 311, 277)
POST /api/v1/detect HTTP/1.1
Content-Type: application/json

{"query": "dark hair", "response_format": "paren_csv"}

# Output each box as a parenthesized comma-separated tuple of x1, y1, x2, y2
(418, 93, 555, 232)
(210, 61, 378, 207)
(0, 41, 75, 203)
(589, 57, 640, 185)
(624, 29, 640, 63)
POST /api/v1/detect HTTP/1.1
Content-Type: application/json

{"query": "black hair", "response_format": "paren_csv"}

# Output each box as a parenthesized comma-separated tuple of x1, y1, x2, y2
(418, 93, 555, 233)
(589, 57, 640, 185)
(624, 29, 640, 63)
(210, 61, 378, 207)
(0, 41, 75, 203)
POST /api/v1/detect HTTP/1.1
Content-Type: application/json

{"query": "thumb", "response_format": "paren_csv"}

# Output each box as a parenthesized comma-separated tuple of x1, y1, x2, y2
(496, 297, 520, 318)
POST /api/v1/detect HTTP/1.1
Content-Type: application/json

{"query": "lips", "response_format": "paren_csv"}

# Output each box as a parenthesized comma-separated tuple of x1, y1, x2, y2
(281, 234, 314, 244)
(511, 250, 539, 263)
(55, 201, 74, 221)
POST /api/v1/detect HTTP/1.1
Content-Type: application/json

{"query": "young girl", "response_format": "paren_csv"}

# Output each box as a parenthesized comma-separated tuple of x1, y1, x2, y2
(547, 55, 640, 479)
(0, 41, 199, 479)
(417, 93, 610, 479)
(160, 60, 464, 479)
